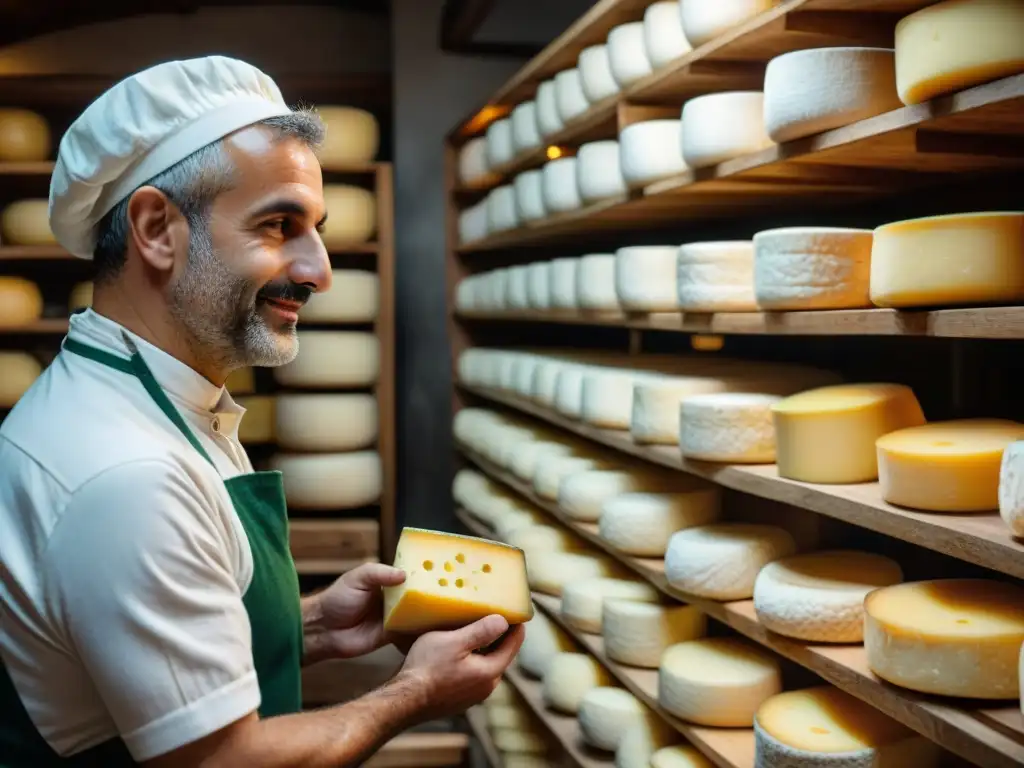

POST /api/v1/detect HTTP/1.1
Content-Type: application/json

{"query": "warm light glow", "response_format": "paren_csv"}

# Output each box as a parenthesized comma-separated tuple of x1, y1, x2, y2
(691, 334, 725, 352)
(461, 104, 510, 137)
(546, 145, 564, 160)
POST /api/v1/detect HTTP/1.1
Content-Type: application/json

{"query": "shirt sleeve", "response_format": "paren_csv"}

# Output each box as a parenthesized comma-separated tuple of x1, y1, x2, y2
(43, 458, 261, 761)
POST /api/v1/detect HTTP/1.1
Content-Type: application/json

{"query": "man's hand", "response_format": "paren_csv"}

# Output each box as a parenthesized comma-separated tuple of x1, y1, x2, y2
(302, 563, 406, 665)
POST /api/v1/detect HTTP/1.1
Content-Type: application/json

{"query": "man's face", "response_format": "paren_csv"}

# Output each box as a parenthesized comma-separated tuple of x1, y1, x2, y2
(168, 126, 331, 370)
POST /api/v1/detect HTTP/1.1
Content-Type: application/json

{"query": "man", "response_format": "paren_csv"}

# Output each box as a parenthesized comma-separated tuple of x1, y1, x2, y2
(0, 56, 523, 766)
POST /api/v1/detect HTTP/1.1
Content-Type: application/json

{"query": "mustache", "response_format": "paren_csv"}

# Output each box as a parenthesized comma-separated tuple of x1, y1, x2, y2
(256, 281, 313, 306)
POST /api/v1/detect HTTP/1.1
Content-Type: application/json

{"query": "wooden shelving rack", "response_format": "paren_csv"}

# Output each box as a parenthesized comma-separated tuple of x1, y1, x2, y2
(444, 2, 1024, 768)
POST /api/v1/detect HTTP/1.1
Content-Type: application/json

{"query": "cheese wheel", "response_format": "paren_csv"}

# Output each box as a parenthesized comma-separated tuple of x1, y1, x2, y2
(763, 48, 902, 143)
(877, 418, 1024, 512)
(681, 92, 773, 168)
(506, 525, 582, 558)
(578, 44, 620, 103)
(554, 366, 586, 417)
(631, 375, 752, 445)
(518, 606, 576, 679)
(2, 199, 56, 246)
(870, 212, 1024, 308)
(485, 118, 515, 168)
(864, 579, 1024, 699)
(0, 277, 43, 328)
(659, 638, 782, 727)
(577, 254, 620, 311)
(273, 331, 379, 388)
(550, 257, 580, 309)
(486, 703, 531, 731)
(644, 1, 693, 68)
(509, 439, 574, 481)
(753, 551, 903, 643)
(505, 265, 531, 310)
(271, 451, 382, 510)
(577, 140, 626, 204)
(536, 80, 564, 138)
(457, 137, 494, 187)
(0, 109, 50, 162)
(486, 185, 519, 233)
(599, 490, 720, 556)
(680, 0, 774, 47)
(526, 262, 551, 309)
(493, 729, 547, 754)
(680, 393, 782, 463)
(755, 686, 943, 768)
(772, 383, 925, 484)
(513, 170, 547, 223)
(458, 200, 489, 244)
(452, 468, 489, 507)
(651, 746, 714, 768)
(316, 106, 379, 167)
(534, 455, 610, 500)
(999, 440, 1024, 536)
(608, 22, 654, 87)
(665, 523, 797, 600)
(543, 652, 614, 713)
(235, 395, 275, 444)
(677, 241, 757, 312)
(580, 369, 647, 428)
(895, 0, 1024, 105)
(603, 599, 706, 668)
(616, 715, 679, 768)
(0, 352, 41, 408)
(528, 551, 625, 596)
(578, 688, 646, 751)
(615, 246, 680, 311)
(753, 227, 874, 310)
(555, 68, 591, 123)
(511, 100, 542, 154)
(560, 468, 695, 523)
(225, 367, 256, 395)
(274, 393, 377, 451)
(486, 678, 515, 706)
(300, 269, 378, 323)
(68, 281, 93, 313)
(619, 120, 688, 186)
(320, 185, 376, 246)
(561, 577, 660, 633)
(541, 157, 582, 213)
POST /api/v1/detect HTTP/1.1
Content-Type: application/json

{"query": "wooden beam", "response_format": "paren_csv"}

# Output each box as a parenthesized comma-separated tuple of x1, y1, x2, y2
(439, 0, 544, 57)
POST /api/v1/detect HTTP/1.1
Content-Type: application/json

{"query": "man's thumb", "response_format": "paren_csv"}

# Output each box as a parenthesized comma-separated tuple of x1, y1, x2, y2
(455, 615, 509, 652)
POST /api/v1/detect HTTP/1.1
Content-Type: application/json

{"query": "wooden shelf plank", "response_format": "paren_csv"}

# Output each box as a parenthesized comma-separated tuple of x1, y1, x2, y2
(0, 318, 69, 334)
(466, 707, 502, 768)
(0, 246, 73, 261)
(0, 162, 53, 176)
(364, 731, 470, 768)
(293, 556, 377, 576)
(289, 518, 379, 562)
(461, 384, 1024, 581)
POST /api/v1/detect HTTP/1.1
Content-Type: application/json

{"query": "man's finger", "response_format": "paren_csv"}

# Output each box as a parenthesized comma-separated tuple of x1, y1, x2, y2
(479, 623, 525, 673)
(345, 563, 407, 590)
(451, 614, 509, 652)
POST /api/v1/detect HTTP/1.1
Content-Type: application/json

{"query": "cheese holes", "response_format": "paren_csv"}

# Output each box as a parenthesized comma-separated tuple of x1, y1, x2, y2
(482, 564, 492, 573)
(438, 578, 448, 587)
(444, 561, 453, 572)
(455, 579, 465, 588)
(456, 553, 466, 563)
(423, 560, 434, 571)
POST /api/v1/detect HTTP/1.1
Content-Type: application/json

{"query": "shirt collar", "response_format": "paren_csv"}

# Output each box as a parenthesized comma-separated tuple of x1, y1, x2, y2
(66, 309, 241, 415)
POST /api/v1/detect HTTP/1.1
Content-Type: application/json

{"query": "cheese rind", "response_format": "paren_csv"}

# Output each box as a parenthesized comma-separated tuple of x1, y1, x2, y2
(511, 100, 542, 154)
(772, 383, 925, 484)
(534, 455, 609, 500)
(619, 120, 688, 185)
(541, 157, 583, 213)
(603, 599, 706, 668)
(543, 652, 614, 713)
(0, 277, 43, 328)
(607, 22, 654, 87)
(486, 185, 519, 233)
(514, 170, 547, 223)
(680, 392, 782, 463)
(536, 80, 565, 137)
(644, 1, 693, 68)
(0, 352, 41, 408)
(559, 468, 691, 523)
(527, 262, 552, 309)
(321, 185, 377, 246)
(555, 68, 591, 123)
(615, 246, 680, 311)
(458, 137, 495, 187)
(518, 608, 575, 679)
(999, 440, 1024, 536)
(1, 199, 55, 245)
(485, 118, 514, 168)
(864, 579, 1024, 699)
(599, 490, 721, 556)
(301, 269, 379, 322)
(616, 716, 678, 768)
(677, 241, 757, 312)
(651, 746, 714, 768)
(578, 44, 621, 103)
(894, 0, 1024, 105)
(560, 577, 660, 633)
(577, 141, 627, 204)
(577, 253, 620, 311)
(753, 551, 903, 643)
(383, 528, 533, 633)
(680, 0, 774, 47)
(681, 92, 773, 168)
(878, 419, 1024, 512)
(273, 331, 379, 388)
(0, 109, 50, 162)
(274, 393, 378, 452)
(528, 551, 625, 596)
(316, 106, 379, 167)
(271, 451, 381, 509)
(579, 688, 646, 751)
(550, 257, 580, 309)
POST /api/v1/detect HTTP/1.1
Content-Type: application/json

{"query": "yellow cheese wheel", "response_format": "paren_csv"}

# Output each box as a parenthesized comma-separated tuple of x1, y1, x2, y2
(2, 199, 56, 246)
(271, 450, 382, 510)
(0, 277, 43, 328)
(0, 109, 50, 162)
(275, 393, 378, 451)
(235, 395, 276, 444)
(321, 185, 377, 247)
(877, 419, 1024, 511)
(316, 106, 380, 167)
(0, 352, 42, 407)
(225, 367, 256, 395)
(69, 281, 93, 313)
(273, 331, 379, 389)
(300, 269, 379, 323)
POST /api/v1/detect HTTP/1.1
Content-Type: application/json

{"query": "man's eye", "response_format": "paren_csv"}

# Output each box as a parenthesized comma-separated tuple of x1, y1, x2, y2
(263, 219, 287, 234)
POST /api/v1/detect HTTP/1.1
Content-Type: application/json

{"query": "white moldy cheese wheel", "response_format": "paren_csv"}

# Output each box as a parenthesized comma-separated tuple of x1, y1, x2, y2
(631, 374, 754, 445)
(679, 393, 782, 463)
(659, 637, 782, 727)
(452, 468, 488, 507)
(316, 106, 379, 167)
(870, 212, 1024, 308)
(681, 0, 774, 48)
(518, 606, 576, 679)
(485, 118, 514, 168)
(534, 455, 611, 500)
(511, 100, 542, 154)
(0, 109, 50, 162)
(506, 525, 582, 558)
(274, 393, 378, 452)
(458, 200, 488, 244)
(753, 551, 903, 643)
(555, 68, 590, 123)
(665, 523, 798, 600)
(578, 44, 620, 103)
(560, 467, 698, 523)
(651, 746, 714, 768)
(513, 170, 546, 223)
(2, 199, 56, 245)
(536, 80, 564, 138)
(753, 227, 874, 310)
(526, 261, 551, 309)
(561, 577, 660, 633)
(877, 419, 1024, 512)
(528, 551, 625, 596)
(543, 652, 613, 713)
(509, 439, 575, 481)
(271, 451, 382, 509)
(577, 253, 620, 311)
(320, 185, 376, 246)
(615, 246, 681, 312)
(619, 119, 688, 185)
(550, 257, 580, 309)
(235, 396, 275, 444)
(0, 352, 41, 408)
(763, 48, 902, 143)
(599, 489, 721, 557)
(457, 137, 494, 187)
(616, 717, 679, 768)
(541, 157, 583, 214)
(486, 184, 519, 233)
(577, 140, 627, 204)
(865, 579, 1024, 699)
(582, 369, 670, 429)
(644, 1, 693, 68)
(273, 332, 379, 388)
(1000, 441, 1024, 535)
(677, 241, 757, 312)
(579, 688, 646, 752)
(755, 686, 942, 768)
(772, 383, 925, 484)
(681, 92, 773, 169)
(300, 269, 379, 323)
(895, 0, 1024, 105)
(0, 277, 43, 328)
(607, 22, 654, 87)
(603, 599, 706, 668)
(505, 265, 530, 310)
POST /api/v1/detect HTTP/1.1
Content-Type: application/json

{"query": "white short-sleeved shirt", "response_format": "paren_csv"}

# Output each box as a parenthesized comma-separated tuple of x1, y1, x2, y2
(0, 309, 262, 760)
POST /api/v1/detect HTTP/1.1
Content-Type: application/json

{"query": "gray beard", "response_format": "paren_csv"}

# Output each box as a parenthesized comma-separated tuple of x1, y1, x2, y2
(167, 220, 300, 371)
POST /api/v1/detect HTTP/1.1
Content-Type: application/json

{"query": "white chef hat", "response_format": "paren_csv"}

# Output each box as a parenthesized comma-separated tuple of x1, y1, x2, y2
(49, 55, 292, 259)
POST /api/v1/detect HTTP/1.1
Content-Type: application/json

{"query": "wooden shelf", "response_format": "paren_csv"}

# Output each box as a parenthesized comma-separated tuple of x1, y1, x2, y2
(289, 518, 379, 563)
(0, 162, 53, 176)
(465, 707, 502, 768)
(293, 556, 377, 576)
(0, 318, 69, 334)
(461, 383, 1024, 581)
(364, 731, 470, 768)
(0, 246, 73, 261)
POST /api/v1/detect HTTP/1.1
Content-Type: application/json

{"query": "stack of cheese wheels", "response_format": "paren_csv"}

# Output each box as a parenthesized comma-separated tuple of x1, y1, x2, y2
(643, 1, 692, 69)
(457, 137, 496, 188)
(0, 352, 42, 408)
(270, 450, 381, 510)
(543, 651, 613, 713)
(315, 106, 379, 167)
(607, 22, 653, 87)
(483, 683, 550, 762)
(579, 687, 654, 752)
(755, 686, 943, 767)
(680, 0, 773, 48)
(274, 331, 379, 389)
(771, 383, 925, 484)
(576, 140, 626, 203)
(320, 184, 376, 246)
(68, 281, 93, 313)
(0, 277, 43, 329)
(235, 395, 276, 445)
(542, 156, 582, 213)
(300, 269, 378, 323)
(275, 393, 378, 452)
(578, 44, 619, 103)
(864, 579, 1024, 700)
(603, 598, 706, 668)
(619, 119, 688, 185)
(0, 109, 50, 162)
(616, 716, 682, 768)
(518, 608, 575, 679)
(554, 68, 590, 123)
(677, 241, 758, 312)
(870, 212, 1024, 308)
(560, 576, 659, 633)
(894, 0, 1024, 105)
(2, 199, 56, 246)
(599, 488, 721, 556)
(763, 48, 902, 143)
(659, 637, 782, 726)
(681, 92, 773, 168)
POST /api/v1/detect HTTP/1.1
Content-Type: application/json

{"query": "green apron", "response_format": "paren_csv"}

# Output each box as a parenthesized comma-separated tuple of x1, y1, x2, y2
(0, 336, 304, 766)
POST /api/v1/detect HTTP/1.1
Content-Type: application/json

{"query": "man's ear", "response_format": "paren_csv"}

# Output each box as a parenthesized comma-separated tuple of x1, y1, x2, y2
(126, 186, 188, 275)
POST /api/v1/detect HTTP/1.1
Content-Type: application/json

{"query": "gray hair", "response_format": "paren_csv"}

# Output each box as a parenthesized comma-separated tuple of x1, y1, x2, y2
(92, 109, 325, 282)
